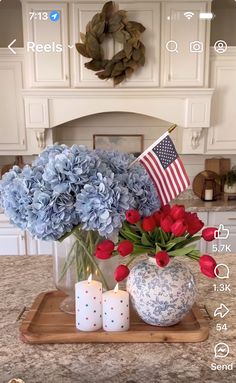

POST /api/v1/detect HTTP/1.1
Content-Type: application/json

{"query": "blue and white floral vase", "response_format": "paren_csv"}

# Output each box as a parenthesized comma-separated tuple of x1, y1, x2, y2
(126, 257, 197, 326)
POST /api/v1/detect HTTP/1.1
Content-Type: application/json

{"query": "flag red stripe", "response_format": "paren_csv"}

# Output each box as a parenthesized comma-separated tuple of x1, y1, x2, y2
(141, 156, 167, 205)
(146, 154, 170, 205)
(167, 166, 179, 196)
(171, 161, 185, 192)
(174, 158, 190, 190)
(178, 157, 190, 188)
(169, 164, 182, 194)
(149, 152, 174, 201)
(148, 153, 171, 203)
(172, 160, 185, 191)
(146, 153, 170, 204)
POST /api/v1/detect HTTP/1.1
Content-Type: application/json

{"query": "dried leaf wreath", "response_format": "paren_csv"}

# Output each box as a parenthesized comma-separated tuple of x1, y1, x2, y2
(76, 1, 146, 85)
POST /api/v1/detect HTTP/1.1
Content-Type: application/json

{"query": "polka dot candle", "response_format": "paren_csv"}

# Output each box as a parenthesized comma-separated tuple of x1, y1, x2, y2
(102, 284, 130, 332)
(75, 274, 102, 332)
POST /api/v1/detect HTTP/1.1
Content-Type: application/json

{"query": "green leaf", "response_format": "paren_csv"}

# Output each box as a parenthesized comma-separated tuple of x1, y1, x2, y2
(168, 247, 196, 257)
(173, 235, 201, 249)
(119, 227, 141, 244)
(165, 236, 187, 250)
(133, 244, 153, 253)
(155, 244, 162, 252)
(141, 233, 153, 246)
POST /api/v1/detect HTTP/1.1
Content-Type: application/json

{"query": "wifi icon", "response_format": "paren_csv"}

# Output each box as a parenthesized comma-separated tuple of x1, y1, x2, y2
(184, 11, 194, 20)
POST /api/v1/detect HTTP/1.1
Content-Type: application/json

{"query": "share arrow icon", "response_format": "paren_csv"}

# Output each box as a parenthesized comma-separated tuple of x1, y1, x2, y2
(214, 303, 230, 319)
(8, 39, 16, 54)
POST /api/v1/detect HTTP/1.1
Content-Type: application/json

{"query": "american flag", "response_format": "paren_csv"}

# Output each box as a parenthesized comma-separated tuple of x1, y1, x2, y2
(138, 132, 190, 206)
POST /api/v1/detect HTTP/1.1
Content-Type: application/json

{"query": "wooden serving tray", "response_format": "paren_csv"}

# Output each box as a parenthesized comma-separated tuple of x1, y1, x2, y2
(20, 290, 209, 344)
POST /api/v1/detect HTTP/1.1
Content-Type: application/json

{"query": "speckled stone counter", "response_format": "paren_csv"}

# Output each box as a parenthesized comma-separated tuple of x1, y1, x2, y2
(0, 255, 235, 383)
(174, 198, 236, 212)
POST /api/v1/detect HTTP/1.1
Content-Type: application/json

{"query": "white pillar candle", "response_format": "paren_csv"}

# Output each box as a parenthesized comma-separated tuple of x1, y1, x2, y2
(102, 284, 130, 332)
(75, 274, 102, 331)
(205, 189, 213, 201)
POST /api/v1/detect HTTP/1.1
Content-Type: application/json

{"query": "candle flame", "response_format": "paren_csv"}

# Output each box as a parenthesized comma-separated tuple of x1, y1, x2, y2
(88, 274, 92, 283)
(114, 283, 119, 293)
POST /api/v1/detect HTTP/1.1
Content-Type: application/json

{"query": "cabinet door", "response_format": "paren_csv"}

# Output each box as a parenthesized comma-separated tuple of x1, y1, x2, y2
(24, 2, 69, 87)
(0, 227, 26, 255)
(71, 2, 113, 88)
(71, 2, 160, 87)
(161, 2, 209, 87)
(116, 2, 160, 88)
(26, 234, 55, 255)
(194, 211, 208, 254)
(0, 56, 26, 151)
(207, 212, 236, 254)
(207, 51, 236, 153)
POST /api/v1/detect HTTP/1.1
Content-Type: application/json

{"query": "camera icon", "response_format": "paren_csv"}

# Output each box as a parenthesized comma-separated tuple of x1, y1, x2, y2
(190, 40, 203, 53)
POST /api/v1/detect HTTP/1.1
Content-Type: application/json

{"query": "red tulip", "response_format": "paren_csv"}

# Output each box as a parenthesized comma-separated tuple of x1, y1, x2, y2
(142, 216, 156, 232)
(160, 204, 171, 216)
(155, 251, 170, 268)
(199, 254, 217, 278)
(171, 219, 187, 237)
(95, 250, 112, 260)
(114, 265, 130, 282)
(117, 240, 134, 257)
(160, 215, 174, 233)
(96, 239, 115, 253)
(95, 239, 115, 260)
(184, 212, 204, 236)
(126, 209, 141, 224)
(170, 204, 185, 221)
(153, 211, 163, 226)
(202, 227, 218, 242)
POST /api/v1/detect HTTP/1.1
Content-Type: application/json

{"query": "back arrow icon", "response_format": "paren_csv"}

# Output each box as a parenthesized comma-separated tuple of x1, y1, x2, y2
(8, 39, 16, 54)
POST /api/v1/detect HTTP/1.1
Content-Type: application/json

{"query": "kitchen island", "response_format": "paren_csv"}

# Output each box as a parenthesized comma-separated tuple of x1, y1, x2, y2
(0, 255, 235, 383)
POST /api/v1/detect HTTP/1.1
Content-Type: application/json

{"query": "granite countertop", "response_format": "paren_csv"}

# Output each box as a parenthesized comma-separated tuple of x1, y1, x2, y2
(174, 199, 236, 212)
(0, 255, 235, 383)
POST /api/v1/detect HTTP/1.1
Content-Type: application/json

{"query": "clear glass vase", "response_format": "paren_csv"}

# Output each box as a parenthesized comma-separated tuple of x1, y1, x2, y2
(53, 228, 118, 314)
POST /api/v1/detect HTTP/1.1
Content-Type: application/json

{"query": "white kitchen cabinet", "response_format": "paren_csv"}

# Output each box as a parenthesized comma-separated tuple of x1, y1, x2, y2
(194, 211, 208, 254)
(71, 1, 160, 87)
(161, 1, 210, 87)
(26, 233, 55, 255)
(0, 214, 26, 255)
(207, 211, 236, 255)
(116, 2, 160, 88)
(0, 213, 55, 255)
(0, 227, 26, 255)
(0, 50, 26, 152)
(23, 2, 69, 87)
(71, 2, 113, 88)
(206, 49, 236, 154)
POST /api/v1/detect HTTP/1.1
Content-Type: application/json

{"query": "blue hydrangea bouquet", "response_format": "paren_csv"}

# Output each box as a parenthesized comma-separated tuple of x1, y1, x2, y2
(0, 144, 160, 292)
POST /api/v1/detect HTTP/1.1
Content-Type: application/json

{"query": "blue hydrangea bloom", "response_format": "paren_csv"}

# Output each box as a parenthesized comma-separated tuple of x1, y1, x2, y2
(0, 144, 160, 240)
(76, 171, 133, 237)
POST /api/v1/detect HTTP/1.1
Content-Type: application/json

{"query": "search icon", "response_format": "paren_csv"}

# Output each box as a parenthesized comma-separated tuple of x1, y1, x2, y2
(166, 40, 178, 53)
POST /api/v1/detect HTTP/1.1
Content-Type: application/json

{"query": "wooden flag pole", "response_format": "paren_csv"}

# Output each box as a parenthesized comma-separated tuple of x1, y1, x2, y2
(168, 124, 177, 134)
(128, 124, 178, 169)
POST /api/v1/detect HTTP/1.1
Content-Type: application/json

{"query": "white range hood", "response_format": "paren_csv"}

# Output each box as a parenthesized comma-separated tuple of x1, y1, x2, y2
(23, 87, 214, 152)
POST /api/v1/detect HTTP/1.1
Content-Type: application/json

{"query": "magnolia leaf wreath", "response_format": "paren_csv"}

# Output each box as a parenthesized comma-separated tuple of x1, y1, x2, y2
(76, 1, 146, 85)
